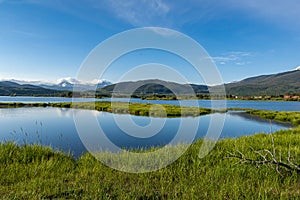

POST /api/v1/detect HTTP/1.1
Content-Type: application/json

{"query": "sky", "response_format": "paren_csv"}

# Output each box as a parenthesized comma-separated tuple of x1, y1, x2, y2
(0, 0, 299, 84)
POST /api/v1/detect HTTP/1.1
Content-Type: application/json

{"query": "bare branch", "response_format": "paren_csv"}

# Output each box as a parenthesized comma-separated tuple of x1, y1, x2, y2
(226, 135, 300, 174)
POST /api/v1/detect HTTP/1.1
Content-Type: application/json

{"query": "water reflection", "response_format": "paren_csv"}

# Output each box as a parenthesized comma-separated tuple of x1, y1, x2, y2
(0, 107, 292, 157)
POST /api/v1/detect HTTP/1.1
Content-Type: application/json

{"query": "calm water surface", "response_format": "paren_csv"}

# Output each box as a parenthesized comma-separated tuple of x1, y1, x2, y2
(0, 96, 300, 111)
(0, 107, 292, 157)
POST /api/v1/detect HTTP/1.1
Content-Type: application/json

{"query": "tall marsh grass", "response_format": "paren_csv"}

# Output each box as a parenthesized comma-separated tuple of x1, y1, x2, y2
(0, 128, 299, 199)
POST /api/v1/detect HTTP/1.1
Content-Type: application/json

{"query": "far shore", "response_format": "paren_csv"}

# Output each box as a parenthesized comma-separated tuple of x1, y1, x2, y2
(1, 94, 300, 102)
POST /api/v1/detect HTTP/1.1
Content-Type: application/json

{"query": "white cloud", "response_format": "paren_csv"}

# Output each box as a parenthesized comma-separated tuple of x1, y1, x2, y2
(56, 77, 109, 85)
(7, 0, 300, 30)
(147, 27, 183, 38)
(4, 0, 220, 28)
(11, 0, 172, 27)
(235, 62, 251, 66)
(88, 79, 109, 84)
(56, 77, 79, 84)
(212, 56, 237, 62)
(105, 0, 170, 26)
(211, 51, 253, 66)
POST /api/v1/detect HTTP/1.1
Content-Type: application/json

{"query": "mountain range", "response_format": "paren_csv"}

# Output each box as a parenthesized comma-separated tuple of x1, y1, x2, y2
(0, 78, 111, 96)
(0, 81, 69, 96)
(100, 79, 208, 96)
(100, 69, 300, 97)
(1, 69, 300, 97)
(225, 69, 300, 96)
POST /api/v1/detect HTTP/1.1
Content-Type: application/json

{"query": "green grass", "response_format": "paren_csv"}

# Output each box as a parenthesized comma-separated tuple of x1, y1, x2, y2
(0, 101, 213, 117)
(0, 128, 299, 199)
(245, 109, 300, 126)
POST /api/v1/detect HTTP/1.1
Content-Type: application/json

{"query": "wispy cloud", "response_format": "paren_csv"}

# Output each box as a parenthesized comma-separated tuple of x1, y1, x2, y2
(4, 0, 299, 30)
(106, 0, 300, 29)
(1, 0, 222, 28)
(147, 27, 183, 38)
(100, 0, 234, 28)
(0, 29, 46, 39)
(235, 62, 252, 66)
(211, 51, 253, 66)
(105, 0, 170, 26)
(4, 0, 171, 28)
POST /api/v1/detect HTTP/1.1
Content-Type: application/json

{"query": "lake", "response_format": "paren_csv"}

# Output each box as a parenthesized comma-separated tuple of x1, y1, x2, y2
(0, 96, 300, 111)
(0, 107, 292, 157)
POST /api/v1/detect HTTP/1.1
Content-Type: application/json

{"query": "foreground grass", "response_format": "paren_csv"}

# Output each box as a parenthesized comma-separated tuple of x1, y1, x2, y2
(0, 128, 299, 199)
(245, 109, 300, 126)
(0, 102, 213, 117)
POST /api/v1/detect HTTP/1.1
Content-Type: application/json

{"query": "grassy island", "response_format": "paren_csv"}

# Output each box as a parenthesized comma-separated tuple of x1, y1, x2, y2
(0, 101, 213, 117)
(245, 109, 300, 126)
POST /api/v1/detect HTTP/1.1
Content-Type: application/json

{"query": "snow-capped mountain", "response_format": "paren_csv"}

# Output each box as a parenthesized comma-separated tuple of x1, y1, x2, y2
(40, 78, 112, 91)
(0, 78, 112, 91)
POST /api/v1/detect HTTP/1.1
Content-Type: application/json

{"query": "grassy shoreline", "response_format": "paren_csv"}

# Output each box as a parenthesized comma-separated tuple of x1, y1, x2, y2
(0, 101, 214, 117)
(245, 109, 300, 126)
(0, 128, 299, 199)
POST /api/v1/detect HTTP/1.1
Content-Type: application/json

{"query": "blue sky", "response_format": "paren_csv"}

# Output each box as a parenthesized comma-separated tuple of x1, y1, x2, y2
(0, 0, 299, 84)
